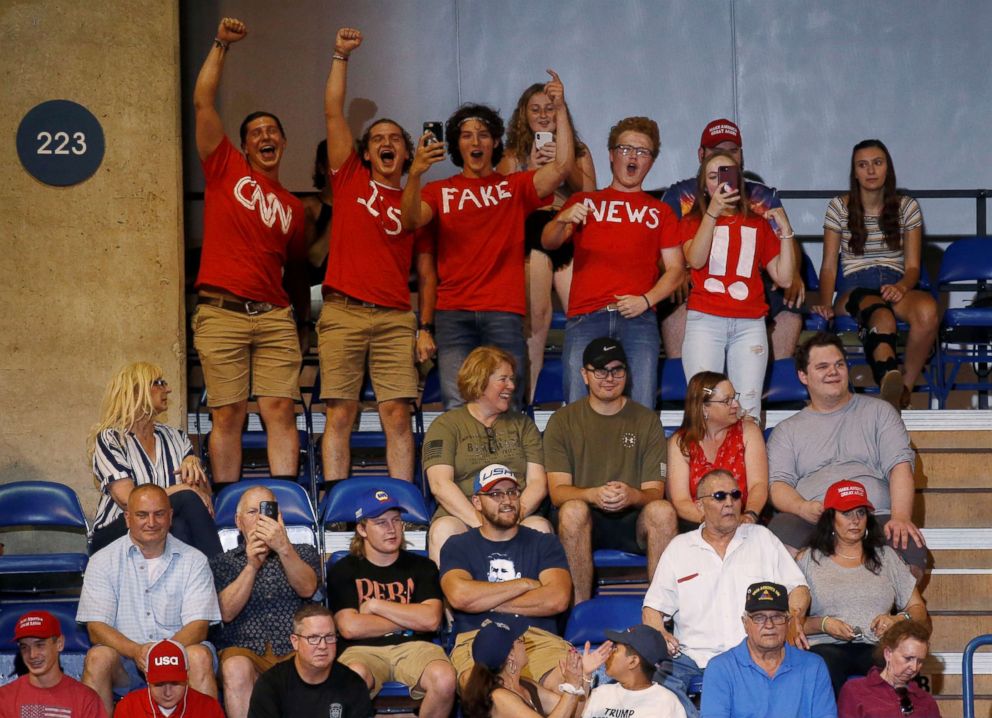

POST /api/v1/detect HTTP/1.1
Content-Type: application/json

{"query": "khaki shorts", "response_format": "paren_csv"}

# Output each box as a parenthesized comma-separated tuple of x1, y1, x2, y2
(338, 641, 450, 698)
(450, 626, 569, 686)
(316, 295, 418, 402)
(192, 303, 302, 406)
(218, 643, 293, 674)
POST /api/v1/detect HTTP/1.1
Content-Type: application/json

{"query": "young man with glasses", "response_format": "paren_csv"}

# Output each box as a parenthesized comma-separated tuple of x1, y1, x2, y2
(544, 337, 678, 602)
(440, 464, 572, 692)
(642, 470, 810, 718)
(326, 489, 455, 717)
(210, 485, 320, 718)
(247, 603, 372, 718)
(700, 582, 835, 718)
(542, 116, 684, 408)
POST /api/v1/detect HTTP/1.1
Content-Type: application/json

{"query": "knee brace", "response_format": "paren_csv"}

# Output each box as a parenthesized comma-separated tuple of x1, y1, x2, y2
(862, 329, 899, 384)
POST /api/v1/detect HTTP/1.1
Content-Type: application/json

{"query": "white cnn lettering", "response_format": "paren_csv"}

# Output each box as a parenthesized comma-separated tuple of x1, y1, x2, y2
(234, 177, 293, 233)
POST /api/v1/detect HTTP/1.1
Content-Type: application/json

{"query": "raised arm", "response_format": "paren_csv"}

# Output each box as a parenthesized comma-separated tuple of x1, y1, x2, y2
(324, 28, 363, 172)
(763, 207, 796, 290)
(532, 70, 574, 198)
(683, 183, 738, 268)
(193, 18, 248, 160)
(401, 134, 445, 231)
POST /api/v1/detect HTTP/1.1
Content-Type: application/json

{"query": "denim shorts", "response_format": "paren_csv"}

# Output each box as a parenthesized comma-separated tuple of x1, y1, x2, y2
(835, 266, 904, 296)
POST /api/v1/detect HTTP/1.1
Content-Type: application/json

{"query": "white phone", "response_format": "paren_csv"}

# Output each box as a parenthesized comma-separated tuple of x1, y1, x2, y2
(534, 131, 553, 149)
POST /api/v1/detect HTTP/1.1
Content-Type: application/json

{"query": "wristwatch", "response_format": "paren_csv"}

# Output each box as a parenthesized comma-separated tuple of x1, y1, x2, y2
(418, 322, 435, 334)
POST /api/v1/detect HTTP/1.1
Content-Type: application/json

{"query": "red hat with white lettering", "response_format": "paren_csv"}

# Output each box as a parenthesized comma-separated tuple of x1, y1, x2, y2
(14, 610, 61, 640)
(145, 639, 188, 683)
(823, 480, 875, 513)
(700, 118, 742, 149)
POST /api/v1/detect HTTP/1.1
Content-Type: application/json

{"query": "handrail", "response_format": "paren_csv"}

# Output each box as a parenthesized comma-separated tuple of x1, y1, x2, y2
(962, 634, 992, 718)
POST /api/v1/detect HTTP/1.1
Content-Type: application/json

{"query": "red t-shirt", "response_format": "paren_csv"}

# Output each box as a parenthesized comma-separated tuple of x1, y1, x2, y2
(114, 686, 226, 718)
(422, 170, 543, 314)
(196, 137, 306, 306)
(0, 674, 107, 718)
(561, 188, 679, 317)
(679, 420, 748, 505)
(679, 213, 780, 318)
(323, 151, 419, 309)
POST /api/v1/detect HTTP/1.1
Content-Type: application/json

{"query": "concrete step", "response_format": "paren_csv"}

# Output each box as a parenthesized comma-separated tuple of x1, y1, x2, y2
(930, 614, 992, 653)
(910, 429, 992, 450)
(916, 449, 992, 489)
(922, 573, 992, 611)
(931, 549, 992, 569)
(932, 697, 992, 718)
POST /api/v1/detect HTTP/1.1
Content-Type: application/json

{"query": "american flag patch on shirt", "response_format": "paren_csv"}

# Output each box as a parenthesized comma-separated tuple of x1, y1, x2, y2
(423, 439, 443, 461)
(21, 705, 72, 717)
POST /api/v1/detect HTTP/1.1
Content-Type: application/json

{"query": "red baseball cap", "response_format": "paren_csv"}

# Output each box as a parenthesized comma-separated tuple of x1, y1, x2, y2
(823, 480, 875, 513)
(700, 118, 742, 149)
(145, 639, 188, 683)
(14, 611, 61, 640)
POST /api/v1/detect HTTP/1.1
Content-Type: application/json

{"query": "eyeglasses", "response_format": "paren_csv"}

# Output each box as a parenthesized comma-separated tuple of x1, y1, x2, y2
(746, 613, 789, 626)
(294, 633, 337, 646)
(894, 686, 913, 715)
(612, 144, 653, 158)
(704, 392, 740, 406)
(480, 488, 521, 501)
(587, 365, 627, 380)
(152, 378, 169, 388)
(698, 489, 743, 503)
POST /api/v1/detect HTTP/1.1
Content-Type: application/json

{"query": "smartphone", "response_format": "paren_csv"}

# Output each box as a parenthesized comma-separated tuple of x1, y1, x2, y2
(423, 121, 444, 146)
(717, 165, 740, 193)
(534, 131, 553, 150)
(259, 500, 279, 520)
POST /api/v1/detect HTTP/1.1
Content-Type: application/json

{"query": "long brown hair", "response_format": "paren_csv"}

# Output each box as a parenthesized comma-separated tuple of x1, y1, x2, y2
(846, 139, 902, 255)
(460, 663, 502, 718)
(504, 83, 588, 163)
(689, 151, 750, 219)
(676, 371, 729, 456)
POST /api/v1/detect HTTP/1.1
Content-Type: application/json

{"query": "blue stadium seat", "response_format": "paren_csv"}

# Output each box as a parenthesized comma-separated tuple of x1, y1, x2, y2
(0, 482, 89, 595)
(762, 357, 809, 408)
(0, 601, 89, 680)
(213, 479, 318, 552)
(319, 477, 432, 526)
(935, 236, 992, 407)
(564, 595, 644, 646)
(528, 355, 565, 417)
(658, 358, 688, 407)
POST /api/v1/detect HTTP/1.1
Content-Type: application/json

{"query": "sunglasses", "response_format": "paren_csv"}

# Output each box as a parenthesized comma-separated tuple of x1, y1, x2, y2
(698, 489, 743, 502)
(152, 378, 169, 387)
(895, 686, 913, 715)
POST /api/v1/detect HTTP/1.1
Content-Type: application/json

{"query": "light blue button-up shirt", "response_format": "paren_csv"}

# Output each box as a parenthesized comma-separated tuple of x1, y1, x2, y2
(77, 533, 220, 642)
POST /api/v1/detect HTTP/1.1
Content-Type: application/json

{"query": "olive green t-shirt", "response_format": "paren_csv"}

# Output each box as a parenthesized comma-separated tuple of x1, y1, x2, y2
(422, 406, 544, 498)
(543, 397, 666, 489)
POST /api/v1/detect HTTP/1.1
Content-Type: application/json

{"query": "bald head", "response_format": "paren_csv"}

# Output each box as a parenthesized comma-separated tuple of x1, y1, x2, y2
(235, 486, 276, 539)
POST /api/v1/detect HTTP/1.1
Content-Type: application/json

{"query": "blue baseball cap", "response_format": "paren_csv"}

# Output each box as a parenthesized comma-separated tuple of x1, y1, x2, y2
(471, 615, 529, 671)
(354, 489, 407, 521)
(473, 464, 520, 494)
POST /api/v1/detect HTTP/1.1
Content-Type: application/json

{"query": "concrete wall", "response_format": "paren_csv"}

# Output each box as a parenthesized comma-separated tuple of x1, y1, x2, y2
(1, 2, 185, 518)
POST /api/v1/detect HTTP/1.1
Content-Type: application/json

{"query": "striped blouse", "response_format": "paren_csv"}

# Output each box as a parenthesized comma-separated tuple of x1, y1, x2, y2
(92, 424, 194, 530)
(823, 194, 922, 276)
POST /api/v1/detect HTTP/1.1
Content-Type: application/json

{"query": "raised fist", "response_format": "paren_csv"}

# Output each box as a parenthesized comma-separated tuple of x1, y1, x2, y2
(336, 27, 363, 55)
(217, 17, 247, 43)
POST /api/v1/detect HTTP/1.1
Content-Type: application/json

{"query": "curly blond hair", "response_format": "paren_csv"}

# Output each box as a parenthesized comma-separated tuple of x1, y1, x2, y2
(88, 362, 164, 457)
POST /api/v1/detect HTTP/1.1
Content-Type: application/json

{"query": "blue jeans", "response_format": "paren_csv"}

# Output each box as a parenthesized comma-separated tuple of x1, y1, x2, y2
(835, 265, 904, 296)
(655, 652, 704, 718)
(681, 310, 768, 420)
(435, 310, 526, 410)
(563, 310, 660, 409)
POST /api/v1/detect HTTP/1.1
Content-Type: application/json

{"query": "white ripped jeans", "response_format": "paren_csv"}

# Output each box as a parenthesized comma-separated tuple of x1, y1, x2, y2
(681, 309, 769, 420)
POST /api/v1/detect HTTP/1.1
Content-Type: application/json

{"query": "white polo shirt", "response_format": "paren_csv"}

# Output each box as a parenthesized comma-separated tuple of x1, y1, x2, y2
(643, 523, 807, 668)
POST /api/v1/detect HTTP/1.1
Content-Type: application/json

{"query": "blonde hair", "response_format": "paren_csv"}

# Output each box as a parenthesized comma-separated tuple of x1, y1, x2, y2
(88, 362, 164, 458)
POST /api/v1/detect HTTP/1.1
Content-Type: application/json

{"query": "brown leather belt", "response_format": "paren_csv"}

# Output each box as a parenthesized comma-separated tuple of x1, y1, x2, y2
(322, 290, 379, 308)
(197, 296, 276, 315)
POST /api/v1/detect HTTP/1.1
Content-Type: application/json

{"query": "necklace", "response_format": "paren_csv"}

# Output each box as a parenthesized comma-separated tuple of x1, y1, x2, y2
(836, 551, 862, 560)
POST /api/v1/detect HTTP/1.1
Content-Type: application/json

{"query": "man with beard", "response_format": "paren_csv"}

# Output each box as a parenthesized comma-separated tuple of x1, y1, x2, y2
(400, 72, 575, 409)
(439, 464, 572, 690)
(193, 16, 308, 486)
(318, 28, 437, 483)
